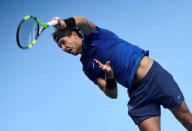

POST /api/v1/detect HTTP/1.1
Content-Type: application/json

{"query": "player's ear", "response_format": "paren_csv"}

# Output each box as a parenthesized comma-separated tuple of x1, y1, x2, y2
(72, 31, 78, 39)
(71, 31, 75, 36)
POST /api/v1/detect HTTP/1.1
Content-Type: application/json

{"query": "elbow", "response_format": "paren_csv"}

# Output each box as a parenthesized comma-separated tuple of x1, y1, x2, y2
(105, 88, 118, 99)
(109, 94, 118, 99)
(74, 16, 88, 23)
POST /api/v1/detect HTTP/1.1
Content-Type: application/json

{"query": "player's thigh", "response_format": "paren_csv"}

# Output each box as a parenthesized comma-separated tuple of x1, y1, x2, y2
(138, 116, 160, 131)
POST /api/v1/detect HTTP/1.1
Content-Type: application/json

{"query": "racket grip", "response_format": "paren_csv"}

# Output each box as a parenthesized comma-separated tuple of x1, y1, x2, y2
(47, 17, 59, 26)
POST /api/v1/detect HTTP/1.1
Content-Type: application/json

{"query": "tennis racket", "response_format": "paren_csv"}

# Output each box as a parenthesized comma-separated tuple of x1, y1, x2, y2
(16, 15, 59, 49)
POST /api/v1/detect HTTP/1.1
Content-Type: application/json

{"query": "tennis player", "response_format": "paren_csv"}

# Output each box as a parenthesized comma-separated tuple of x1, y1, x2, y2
(52, 16, 192, 131)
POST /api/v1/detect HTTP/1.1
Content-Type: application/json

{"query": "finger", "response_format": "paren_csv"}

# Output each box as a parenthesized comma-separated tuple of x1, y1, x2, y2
(94, 59, 103, 66)
(106, 61, 111, 66)
(51, 17, 58, 21)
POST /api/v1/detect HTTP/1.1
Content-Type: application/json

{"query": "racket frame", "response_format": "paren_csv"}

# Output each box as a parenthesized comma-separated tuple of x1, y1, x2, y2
(16, 15, 57, 49)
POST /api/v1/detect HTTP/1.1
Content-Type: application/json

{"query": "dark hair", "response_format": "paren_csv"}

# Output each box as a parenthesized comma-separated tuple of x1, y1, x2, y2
(52, 27, 83, 43)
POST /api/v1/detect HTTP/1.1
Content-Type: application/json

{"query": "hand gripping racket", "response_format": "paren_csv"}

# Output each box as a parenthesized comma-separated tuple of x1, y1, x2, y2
(16, 15, 59, 49)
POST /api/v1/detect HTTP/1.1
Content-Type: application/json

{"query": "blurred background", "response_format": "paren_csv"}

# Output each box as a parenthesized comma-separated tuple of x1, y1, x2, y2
(0, 0, 192, 130)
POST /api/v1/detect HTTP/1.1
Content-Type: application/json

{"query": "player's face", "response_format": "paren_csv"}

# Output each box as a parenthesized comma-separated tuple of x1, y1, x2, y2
(58, 32, 82, 56)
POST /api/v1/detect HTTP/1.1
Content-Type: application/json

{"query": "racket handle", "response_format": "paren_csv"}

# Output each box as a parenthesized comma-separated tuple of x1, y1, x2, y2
(47, 17, 59, 26)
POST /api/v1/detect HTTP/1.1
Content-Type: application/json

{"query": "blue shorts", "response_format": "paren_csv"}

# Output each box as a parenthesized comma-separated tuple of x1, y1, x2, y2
(128, 61, 184, 125)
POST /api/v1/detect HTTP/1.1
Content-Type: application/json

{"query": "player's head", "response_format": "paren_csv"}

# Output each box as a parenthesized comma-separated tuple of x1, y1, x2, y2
(52, 27, 83, 55)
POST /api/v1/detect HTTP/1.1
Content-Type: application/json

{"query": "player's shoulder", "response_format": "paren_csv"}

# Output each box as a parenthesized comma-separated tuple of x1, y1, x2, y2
(97, 26, 119, 39)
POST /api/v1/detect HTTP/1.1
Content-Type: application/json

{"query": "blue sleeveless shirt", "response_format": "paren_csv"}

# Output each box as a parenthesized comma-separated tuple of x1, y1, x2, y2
(80, 27, 149, 91)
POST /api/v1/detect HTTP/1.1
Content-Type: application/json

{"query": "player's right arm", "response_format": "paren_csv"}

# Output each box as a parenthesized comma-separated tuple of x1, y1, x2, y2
(54, 16, 97, 35)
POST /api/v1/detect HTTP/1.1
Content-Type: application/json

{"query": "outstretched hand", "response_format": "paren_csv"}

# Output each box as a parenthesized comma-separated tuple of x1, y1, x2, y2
(94, 59, 114, 78)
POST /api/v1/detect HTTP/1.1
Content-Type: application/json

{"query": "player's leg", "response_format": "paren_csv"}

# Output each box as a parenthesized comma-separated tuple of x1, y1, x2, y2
(128, 61, 161, 130)
(169, 101, 192, 130)
(149, 61, 192, 129)
(138, 116, 160, 131)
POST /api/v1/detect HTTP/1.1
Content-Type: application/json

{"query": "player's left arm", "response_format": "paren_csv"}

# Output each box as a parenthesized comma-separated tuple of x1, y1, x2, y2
(97, 77, 118, 99)
(94, 59, 118, 99)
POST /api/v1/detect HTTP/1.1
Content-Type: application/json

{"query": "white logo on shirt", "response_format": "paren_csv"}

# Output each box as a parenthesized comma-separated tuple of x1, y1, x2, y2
(92, 61, 95, 69)
(177, 95, 182, 100)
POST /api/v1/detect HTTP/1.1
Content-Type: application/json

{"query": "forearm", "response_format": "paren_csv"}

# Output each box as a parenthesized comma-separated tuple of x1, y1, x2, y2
(97, 77, 118, 99)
